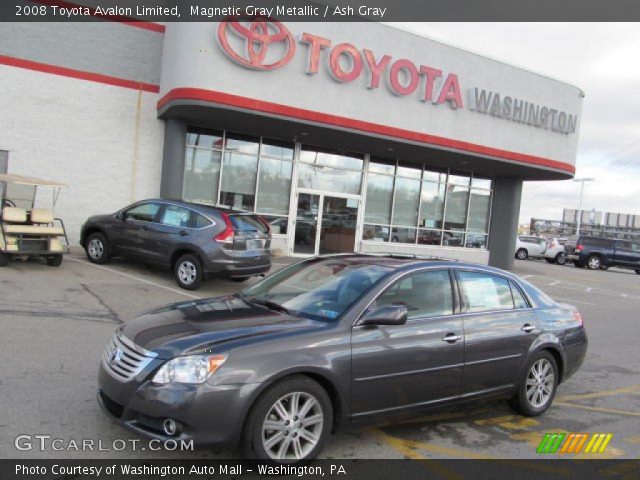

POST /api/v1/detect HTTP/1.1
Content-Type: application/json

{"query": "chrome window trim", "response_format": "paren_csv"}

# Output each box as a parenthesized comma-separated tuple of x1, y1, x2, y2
(115, 200, 217, 230)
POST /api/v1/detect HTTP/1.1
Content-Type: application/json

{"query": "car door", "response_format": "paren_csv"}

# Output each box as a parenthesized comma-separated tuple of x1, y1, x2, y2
(613, 240, 636, 267)
(111, 202, 162, 258)
(141, 203, 194, 265)
(456, 269, 538, 395)
(350, 269, 464, 416)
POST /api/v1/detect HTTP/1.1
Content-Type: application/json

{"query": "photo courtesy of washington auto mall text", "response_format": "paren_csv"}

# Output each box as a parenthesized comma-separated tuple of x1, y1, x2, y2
(2, 0, 640, 479)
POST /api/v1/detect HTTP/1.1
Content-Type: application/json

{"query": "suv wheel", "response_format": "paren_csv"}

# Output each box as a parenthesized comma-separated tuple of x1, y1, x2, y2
(555, 252, 567, 265)
(510, 351, 558, 416)
(242, 376, 332, 464)
(587, 254, 602, 270)
(46, 254, 63, 267)
(85, 233, 110, 264)
(516, 248, 528, 260)
(174, 254, 203, 290)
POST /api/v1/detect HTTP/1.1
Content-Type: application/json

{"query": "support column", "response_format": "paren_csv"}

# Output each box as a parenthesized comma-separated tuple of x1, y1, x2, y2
(160, 118, 187, 200)
(488, 176, 523, 270)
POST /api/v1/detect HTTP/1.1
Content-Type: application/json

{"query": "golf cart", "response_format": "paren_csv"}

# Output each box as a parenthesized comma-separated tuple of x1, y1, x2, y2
(0, 174, 70, 267)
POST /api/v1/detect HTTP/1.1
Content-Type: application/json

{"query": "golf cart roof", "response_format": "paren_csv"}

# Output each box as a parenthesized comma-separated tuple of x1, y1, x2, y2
(0, 173, 67, 188)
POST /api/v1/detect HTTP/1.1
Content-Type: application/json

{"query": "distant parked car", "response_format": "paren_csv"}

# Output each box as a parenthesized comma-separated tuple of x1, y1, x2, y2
(81, 199, 272, 289)
(566, 235, 640, 273)
(544, 238, 568, 265)
(515, 235, 547, 260)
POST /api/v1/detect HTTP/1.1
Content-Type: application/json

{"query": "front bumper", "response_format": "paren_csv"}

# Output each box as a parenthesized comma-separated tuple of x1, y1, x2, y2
(97, 360, 262, 448)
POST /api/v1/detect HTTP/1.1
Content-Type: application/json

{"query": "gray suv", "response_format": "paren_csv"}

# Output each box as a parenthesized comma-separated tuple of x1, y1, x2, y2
(80, 199, 271, 289)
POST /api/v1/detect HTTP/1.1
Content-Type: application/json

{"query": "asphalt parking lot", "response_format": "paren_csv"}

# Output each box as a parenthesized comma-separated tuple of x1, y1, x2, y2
(1, 252, 639, 464)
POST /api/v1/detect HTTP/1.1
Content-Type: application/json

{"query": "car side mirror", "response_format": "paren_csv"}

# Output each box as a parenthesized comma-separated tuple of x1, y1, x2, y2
(359, 304, 408, 326)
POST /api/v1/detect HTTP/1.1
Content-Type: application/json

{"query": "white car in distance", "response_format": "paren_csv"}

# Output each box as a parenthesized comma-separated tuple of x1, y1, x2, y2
(515, 235, 547, 260)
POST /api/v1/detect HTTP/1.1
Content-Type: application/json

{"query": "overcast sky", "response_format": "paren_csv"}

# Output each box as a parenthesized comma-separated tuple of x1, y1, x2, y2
(391, 23, 640, 224)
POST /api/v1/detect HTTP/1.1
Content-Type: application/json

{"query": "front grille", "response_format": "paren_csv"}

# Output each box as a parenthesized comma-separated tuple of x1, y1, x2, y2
(102, 331, 157, 382)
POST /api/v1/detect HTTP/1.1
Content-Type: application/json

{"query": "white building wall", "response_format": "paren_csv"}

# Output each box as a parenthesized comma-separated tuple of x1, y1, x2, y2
(0, 65, 164, 243)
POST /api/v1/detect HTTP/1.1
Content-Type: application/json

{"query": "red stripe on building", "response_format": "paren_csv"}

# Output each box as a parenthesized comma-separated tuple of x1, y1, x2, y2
(158, 87, 576, 175)
(29, 0, 166, 33)
(0, 55, 160, 93)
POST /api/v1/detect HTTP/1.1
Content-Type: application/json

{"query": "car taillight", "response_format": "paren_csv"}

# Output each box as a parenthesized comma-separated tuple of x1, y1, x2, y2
(575, 245, 583, 252)
(573, 310, 584, 327)
(214, 213, 234, 244)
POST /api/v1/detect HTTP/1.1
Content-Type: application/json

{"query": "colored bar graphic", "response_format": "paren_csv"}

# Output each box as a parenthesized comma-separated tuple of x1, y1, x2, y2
(537, 432, 613, 454)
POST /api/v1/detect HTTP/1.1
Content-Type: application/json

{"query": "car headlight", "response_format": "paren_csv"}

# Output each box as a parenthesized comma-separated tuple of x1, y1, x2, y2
(152, 354, 228, 385)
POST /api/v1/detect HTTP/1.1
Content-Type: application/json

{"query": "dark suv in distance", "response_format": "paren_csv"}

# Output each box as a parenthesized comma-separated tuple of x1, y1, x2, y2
(566, 235, 640, 273)
(97, 254, 587, 463)
(80, 199, 271, 289)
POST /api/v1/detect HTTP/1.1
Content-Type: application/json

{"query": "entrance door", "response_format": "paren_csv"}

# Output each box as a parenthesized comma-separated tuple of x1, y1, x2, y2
(292, 192, 359, 256)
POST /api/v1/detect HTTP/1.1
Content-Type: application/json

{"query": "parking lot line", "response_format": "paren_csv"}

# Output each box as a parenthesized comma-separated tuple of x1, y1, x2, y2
(553, 401, 640, 417)
(557, 384, 640, 402)
(66, 257, 202, 300)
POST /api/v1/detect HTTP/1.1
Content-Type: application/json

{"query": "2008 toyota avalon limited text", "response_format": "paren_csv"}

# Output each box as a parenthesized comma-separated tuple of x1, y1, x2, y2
(97, 254, 587, 463)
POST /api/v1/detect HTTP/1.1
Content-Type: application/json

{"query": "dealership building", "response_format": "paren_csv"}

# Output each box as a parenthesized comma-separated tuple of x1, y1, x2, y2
(0, 16, 583, 268)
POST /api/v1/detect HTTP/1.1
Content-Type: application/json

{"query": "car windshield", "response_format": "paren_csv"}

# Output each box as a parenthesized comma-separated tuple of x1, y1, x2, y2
(242, 258, 393, 321)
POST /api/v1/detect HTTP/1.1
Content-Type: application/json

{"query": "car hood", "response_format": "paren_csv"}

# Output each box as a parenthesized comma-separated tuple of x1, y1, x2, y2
(87, 214, 116, 224)
(119, 295, 324, 359)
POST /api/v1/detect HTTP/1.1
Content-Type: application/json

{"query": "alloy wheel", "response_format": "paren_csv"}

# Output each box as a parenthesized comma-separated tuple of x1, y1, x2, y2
(261, 391, 324, 461)
(178, 261, 197, 285)
(556, 253, 566, 265)
(88, 238, 104, 260)
(526, 359, 555, 409)
(588, 256, 601, 270)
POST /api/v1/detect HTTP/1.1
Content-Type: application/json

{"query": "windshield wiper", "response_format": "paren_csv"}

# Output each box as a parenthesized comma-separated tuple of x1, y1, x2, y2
(248, 297, 293, 315)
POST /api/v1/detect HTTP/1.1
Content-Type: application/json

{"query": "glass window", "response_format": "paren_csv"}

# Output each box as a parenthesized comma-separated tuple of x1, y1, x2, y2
(442, 230, 465, 247)
(123, 203, 160, 222)
(465, 233, 487, 248)
(423, 168, 447, 183)
(391, 227, 417, 244)
(224, 133, 260, 155)
(471, 175, 492, 189)
(220, 151, 258, 211)
(186, 127, 223, 149)
(418, 229, 442, 245)
(256, 157, 292, 215)
(369, 159, 396, 175)
(260, 139, 294, 160)
(443, 184, 469, 230)
(300, 147, 363, 170)
(183, 147, 222, 205)
(510, 282, 530, 309)
(364, 173, 393, 225)
(363, 224, 390, 242)
(160, 204, 191, 228)
(193, 213, 212, 228)
(458, 271, 514, 313)
(263, 215, 288, 235)
(419, 181, 446, 229)
(392, 177, 420, 227)
(467, 188, 491, 233)
(396, 163, 422, 178)
(448, 171, 471, 187)
(297, 163, 362, 195)
(376, 270, 453, 319)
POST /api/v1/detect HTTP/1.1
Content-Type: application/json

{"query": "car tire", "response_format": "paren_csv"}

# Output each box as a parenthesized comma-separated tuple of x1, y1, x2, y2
(635, 270, 640, 275)
(510, 350, 559, 417)
(587, 254, 602, 270)
(241, 375, 332, 464)
(555, 253, 567, 265)
(85, 232, 110, 264)
(174, 254, 203, 290)
(230, 277, 250, 283)
(516, 248, 528, 260)
(46, 254, 63, 267)
(0, 251, 8, 267)
(545, 258, 555, 264)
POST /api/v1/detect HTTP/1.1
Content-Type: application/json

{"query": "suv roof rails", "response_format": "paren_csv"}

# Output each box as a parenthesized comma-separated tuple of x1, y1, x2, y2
(371, 253, 459, 262)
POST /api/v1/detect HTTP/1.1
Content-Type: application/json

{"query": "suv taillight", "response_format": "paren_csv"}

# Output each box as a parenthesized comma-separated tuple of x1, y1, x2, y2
(214, 213, 234, 244)
(575, 244, 583, 252)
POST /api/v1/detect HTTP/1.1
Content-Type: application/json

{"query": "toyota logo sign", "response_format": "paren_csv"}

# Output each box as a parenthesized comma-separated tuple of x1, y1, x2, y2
(217, 17, 296, 71)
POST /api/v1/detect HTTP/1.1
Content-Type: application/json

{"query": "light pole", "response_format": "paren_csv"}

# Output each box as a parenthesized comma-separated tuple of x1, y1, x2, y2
(573, 178, 595, 235)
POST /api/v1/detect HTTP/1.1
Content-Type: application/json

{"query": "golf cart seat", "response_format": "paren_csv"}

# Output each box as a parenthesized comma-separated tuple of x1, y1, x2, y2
(3, 225, 65, 235)
(2, 206, 27, 223)
(30, 209, 54, 224)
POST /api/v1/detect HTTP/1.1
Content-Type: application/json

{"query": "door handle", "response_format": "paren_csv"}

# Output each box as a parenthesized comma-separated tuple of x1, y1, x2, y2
(442, 333, 462, 343)
(521, 324, 536, 333)
(179, 230, 189, 236)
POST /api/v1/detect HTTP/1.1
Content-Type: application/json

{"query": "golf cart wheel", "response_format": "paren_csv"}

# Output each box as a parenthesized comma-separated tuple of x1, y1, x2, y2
(46, 254, 63, 267)
(0, 251, 8, 267)
(86, 232, 110, 264)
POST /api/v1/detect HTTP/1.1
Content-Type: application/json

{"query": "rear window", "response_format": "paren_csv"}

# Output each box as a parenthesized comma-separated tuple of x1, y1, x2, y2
(230, 214, 269, 234)
(580, 236, 614, 248)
